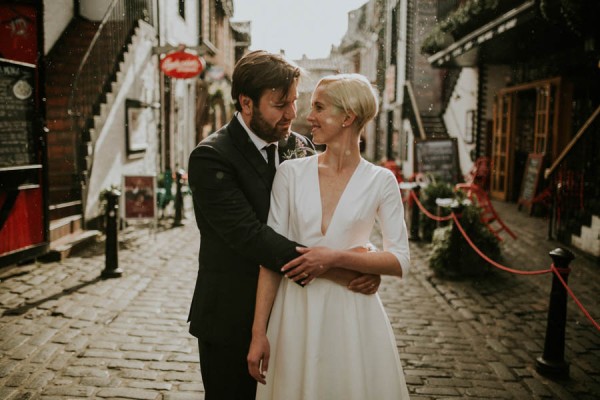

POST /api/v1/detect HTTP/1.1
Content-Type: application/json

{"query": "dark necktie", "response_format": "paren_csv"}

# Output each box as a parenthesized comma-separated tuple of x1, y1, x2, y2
(265, 144, 277, 179)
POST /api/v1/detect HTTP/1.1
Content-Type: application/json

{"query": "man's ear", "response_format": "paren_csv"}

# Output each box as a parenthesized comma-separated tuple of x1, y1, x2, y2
(239, 95, 253, 115)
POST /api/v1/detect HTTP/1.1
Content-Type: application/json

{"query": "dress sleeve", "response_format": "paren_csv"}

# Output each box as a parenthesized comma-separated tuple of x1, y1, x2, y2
(267, 162, 292, 237)
(377, 170, 411, 277)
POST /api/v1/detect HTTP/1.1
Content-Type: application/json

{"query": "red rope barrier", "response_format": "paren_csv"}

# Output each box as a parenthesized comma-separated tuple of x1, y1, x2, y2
(409, 190, 452, 222)
(411, 191, 600, 331)
(451, 214, 552, 275)
(551, 264, 600, 332)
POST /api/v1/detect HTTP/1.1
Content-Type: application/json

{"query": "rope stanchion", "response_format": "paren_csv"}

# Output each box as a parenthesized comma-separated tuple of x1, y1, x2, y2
(409, 190, 452, 222)
(413, 194, 599, 332)
(551, 264, 600, 332)
(451, 214, 552, 275)
(452, 213, 599, 332)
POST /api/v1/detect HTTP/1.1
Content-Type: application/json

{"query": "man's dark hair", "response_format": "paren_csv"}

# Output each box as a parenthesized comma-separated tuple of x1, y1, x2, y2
(231, 50, 303, 111)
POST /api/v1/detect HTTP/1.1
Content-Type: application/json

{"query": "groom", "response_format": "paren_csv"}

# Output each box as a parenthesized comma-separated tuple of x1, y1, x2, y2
(187, 50, 379, 399)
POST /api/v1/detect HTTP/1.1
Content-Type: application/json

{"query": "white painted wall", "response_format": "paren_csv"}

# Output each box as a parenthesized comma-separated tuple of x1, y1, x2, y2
(443, 68, 478, 177)
(159, 0, 199, 47)
(80, 0, 112, 21)
(43, 0, 73, 54)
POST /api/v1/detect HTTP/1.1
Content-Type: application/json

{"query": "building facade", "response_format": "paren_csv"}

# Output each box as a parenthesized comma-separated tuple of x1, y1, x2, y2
(0, 0, 249, 267)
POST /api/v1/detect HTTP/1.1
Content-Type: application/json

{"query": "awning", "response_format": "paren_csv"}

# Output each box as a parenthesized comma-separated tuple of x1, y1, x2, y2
(427, 0, 537, 68)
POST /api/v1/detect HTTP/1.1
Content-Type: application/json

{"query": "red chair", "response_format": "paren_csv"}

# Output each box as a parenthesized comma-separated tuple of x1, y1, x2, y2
(455, 183, 517, 241)
(464, 157, 491, 191)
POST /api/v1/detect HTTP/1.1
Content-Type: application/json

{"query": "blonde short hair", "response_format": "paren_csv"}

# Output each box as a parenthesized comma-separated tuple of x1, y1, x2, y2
(316, 74, 378, 130)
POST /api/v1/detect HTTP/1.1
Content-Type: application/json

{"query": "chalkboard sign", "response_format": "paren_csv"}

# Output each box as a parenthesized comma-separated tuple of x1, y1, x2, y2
(0, 58, 36, 168)
(518, 153, 544, 214)
(414, 138, 460, 183)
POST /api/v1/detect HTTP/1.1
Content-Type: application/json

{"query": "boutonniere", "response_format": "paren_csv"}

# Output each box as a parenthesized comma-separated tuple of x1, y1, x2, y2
(281, 137, 316, 161)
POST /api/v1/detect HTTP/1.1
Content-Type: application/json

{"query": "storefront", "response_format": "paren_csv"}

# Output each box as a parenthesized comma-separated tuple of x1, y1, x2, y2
(0, 1, 48, 267)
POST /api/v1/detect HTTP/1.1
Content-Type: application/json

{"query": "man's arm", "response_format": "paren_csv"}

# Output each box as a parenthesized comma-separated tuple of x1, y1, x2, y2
(188, 144, 300, 273)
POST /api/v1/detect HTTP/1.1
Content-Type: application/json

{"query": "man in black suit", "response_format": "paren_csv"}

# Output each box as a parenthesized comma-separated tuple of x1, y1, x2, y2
(187, 50, 378, 399)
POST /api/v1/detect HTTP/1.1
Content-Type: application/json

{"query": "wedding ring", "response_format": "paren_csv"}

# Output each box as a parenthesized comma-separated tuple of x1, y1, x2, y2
(303, 272, 308, 278)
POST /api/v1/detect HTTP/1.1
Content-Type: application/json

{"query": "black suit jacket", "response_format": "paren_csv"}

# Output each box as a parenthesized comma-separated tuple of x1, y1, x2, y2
(187, 116, 313, 346)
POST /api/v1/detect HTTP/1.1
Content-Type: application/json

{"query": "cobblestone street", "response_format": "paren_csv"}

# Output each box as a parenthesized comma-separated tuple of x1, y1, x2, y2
(0, 201, 598, 399)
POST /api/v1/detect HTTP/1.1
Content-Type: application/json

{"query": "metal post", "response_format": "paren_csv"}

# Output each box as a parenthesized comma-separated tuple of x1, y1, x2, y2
(101, 189, 123, 279)
(535, 247, 574, 379)
(449, 202, 464, 271)
(173, 168, 185, 227)
(409, 185, 421, 241)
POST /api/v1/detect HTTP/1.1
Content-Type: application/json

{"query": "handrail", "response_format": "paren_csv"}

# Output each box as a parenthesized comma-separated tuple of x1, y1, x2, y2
(405, 81, 427, 140)
(66, 0, 153, 222)
(544, 104, 600, 179)
(67, 0, 152, 125)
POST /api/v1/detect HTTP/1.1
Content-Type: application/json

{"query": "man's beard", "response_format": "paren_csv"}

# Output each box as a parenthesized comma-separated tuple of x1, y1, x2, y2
(249, 106, 290, 143)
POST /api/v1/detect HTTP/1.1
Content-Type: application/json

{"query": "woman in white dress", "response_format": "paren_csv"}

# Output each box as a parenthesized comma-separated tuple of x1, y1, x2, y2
(247, 73, 411, 399)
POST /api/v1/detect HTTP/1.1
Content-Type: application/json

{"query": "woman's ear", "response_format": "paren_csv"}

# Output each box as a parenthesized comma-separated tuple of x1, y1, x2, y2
(239, 95, 253, 115)
(344, 113, 357, 127)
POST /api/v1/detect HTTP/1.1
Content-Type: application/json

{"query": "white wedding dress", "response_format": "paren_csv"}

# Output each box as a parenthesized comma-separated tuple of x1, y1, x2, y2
(256, 156, 411, 400)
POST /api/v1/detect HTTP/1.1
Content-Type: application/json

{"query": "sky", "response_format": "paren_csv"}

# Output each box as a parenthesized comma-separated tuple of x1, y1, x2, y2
(231, 0, 369, 60)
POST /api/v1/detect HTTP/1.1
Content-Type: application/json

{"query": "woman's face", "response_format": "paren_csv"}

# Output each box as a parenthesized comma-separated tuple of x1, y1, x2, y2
(307, 84, 344, 145)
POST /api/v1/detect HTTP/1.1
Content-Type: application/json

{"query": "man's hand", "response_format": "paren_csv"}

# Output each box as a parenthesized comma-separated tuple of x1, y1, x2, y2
(348, 273, 381, 294)
(347, 244, 380, 294)
(247, 334, 270, 384)
(281, 246, 339, 285)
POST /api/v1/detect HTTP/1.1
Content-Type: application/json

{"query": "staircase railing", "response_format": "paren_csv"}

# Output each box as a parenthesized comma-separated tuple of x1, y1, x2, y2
(404, 81, 426, 140)
(544, 104, 600, 179)
(67, 0, 153, 218)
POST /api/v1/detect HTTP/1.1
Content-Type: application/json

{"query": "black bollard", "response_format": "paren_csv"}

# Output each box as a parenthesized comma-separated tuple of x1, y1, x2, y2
(409, 185, 421, 241)
(173, 168, 185, 227)
(449, 202, 464, 271)
(535, 247, 574, 379)
(102, 189, 123, 279)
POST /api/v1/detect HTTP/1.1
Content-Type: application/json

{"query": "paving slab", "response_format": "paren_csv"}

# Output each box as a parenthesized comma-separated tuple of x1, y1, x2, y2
(0, 201, 598, 399)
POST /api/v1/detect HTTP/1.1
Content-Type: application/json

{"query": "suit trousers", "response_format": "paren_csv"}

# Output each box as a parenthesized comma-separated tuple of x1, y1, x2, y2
(198, 339, 257, 400)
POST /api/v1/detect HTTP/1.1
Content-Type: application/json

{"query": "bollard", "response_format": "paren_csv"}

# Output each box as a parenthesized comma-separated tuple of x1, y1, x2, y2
(535, 247, 574, 379)
(101, 188, 123, 279)
(409, 185, 421, 241)
(173, 168, 185, 227)
(449, 202, 464, 271)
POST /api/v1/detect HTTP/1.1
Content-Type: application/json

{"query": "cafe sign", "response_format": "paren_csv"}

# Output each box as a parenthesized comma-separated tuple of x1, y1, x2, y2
(160, 51, 205, 79)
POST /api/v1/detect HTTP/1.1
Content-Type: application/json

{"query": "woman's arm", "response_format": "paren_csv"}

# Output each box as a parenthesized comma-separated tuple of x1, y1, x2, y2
(286, 247, 402, 280)
(247, 267, 281, 384)
(282, 171, 410, 283)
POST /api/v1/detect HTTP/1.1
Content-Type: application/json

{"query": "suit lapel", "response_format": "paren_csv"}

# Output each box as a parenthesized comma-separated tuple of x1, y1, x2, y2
(228, 117, 273, 189)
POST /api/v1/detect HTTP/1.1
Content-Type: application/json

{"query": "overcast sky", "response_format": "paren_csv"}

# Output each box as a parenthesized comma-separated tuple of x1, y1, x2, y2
(231, 0, 368, 60)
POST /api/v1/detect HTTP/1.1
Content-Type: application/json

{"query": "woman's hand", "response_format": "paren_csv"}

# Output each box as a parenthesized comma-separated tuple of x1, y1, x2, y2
(281, 246, 339, 285)
(247, 334, 270, 384)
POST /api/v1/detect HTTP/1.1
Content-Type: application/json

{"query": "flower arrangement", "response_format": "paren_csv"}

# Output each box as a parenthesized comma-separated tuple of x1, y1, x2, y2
(280, 136, 317, 161)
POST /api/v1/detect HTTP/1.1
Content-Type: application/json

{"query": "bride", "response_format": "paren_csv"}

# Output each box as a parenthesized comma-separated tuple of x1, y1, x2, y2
(247, 73, 411, 399)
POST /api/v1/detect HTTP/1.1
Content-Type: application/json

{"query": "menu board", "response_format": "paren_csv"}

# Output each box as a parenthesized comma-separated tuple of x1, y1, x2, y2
(414, 138, 460, 183)
(0, 58, 35, 168)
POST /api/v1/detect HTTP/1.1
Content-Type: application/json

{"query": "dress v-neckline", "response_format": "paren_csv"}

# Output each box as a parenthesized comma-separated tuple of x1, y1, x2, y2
(315, 157, 363, 237)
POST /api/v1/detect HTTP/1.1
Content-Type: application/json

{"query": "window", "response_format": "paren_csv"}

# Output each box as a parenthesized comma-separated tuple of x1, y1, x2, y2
(178, 0, 185, 19)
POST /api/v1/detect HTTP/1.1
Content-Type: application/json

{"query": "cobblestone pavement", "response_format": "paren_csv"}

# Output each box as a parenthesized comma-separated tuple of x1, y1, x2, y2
(0, 201, 598, 399)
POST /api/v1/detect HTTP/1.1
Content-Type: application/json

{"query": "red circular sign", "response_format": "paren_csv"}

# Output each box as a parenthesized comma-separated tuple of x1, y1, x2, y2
(160, 51, 205, 79)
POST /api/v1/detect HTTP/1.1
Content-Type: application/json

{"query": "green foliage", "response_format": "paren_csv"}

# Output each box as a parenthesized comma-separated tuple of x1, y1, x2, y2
(418, 181, 455, 242)
(429, 203, 501, 279)
(98, 184, 121, 214)
(421, 0, 521, 55)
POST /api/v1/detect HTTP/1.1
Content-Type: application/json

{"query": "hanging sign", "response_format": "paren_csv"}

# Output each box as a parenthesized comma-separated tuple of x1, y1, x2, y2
(160, 51, 205, 79)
